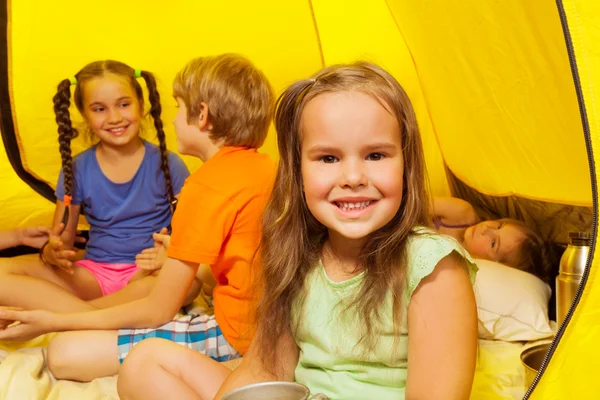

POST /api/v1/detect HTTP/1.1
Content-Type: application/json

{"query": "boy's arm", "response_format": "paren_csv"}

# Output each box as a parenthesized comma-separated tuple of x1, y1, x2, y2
(58, 257, 198, 329)
(214, 328, 299, 399)
(0, 256, 199, 340)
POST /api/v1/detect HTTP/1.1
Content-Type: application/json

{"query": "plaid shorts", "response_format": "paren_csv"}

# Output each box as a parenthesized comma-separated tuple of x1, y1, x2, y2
(117, 313, 240, 363)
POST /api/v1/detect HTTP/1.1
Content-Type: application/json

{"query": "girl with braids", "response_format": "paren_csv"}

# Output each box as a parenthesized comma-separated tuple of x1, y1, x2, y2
(212, 63, 478, 400)
(0, 60, 190, 314)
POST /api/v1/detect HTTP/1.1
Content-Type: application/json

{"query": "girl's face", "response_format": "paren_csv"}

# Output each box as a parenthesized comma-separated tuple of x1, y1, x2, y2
(81, 73, 142, 148)
(462, 220, 526, 265)
(300, 91, 404, 241)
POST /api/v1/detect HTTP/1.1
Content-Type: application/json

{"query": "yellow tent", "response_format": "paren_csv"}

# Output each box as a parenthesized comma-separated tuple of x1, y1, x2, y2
(1, 0, 598, 398)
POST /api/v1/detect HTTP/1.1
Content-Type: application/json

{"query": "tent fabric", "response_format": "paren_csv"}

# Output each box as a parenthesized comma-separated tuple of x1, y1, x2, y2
(527, 1, 600, 398)
(388, 0, 591, 205)
(1, 0, 598, 397)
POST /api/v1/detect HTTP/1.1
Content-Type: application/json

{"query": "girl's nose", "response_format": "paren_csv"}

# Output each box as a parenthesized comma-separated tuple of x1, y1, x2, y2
(341, 159, 367, 188)
(108, 108, 123, 123)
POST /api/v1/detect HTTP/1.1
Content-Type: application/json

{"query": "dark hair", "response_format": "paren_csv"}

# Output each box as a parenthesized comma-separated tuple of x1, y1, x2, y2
(498, 218, 555, 284)
(52, 60, 175, 208)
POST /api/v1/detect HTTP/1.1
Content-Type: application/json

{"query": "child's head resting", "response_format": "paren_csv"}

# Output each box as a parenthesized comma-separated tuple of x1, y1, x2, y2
(462, 218, 552, 283)
(53, 60, 175, 207)
(256, 62, 431, 368)
(172, 54, 274, 153)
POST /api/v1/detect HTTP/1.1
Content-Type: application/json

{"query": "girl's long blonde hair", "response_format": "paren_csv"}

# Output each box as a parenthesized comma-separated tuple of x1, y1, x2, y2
(254, 62, 431, 372)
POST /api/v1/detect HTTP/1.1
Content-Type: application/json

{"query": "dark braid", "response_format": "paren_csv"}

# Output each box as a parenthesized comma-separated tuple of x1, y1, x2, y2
(52, 79, 77, 202)
(141, 70, 176, 209)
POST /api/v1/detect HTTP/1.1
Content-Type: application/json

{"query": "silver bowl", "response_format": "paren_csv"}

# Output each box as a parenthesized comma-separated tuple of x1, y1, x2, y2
(221, 382, 327, 400)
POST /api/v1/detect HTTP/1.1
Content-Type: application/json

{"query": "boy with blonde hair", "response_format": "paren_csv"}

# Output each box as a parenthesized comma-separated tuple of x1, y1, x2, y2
(0, 54, 276, 390)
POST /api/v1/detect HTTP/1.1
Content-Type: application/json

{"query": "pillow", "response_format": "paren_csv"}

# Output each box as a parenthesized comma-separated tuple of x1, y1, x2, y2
(473, 259, 555, 341)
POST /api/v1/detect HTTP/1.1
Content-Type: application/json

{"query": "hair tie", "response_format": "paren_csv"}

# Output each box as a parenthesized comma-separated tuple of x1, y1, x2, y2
(63, 195, 72, 207)
(68, 76, 77, 86)
(134, 69, 142, 78)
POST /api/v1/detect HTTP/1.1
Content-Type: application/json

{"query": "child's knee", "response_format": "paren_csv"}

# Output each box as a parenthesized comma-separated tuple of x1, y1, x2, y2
(48, 331, 120, 381)
(120, 338, 163, 382)
(47, 333, 79, 378)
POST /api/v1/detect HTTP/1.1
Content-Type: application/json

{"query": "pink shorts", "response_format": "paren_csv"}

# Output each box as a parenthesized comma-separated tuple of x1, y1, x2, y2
(75, 260, 140, 296)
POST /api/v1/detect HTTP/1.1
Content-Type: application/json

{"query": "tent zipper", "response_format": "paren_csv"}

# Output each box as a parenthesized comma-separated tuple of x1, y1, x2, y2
(523, 1, 598, 398)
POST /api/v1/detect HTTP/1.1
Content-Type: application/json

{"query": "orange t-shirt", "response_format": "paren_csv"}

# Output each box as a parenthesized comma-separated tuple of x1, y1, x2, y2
(167, 146, 275, 354)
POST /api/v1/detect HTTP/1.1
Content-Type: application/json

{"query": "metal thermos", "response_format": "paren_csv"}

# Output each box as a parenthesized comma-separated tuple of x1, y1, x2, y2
(556, 231, 591, 326)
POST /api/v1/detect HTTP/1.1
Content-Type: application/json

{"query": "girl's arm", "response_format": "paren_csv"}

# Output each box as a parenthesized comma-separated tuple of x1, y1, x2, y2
(0, 226, 53, 250)
(432, 197, 479, 226)
(0, 230, 23, 250)
(406, 252, 478, 400)
(214, 328, 299, 399)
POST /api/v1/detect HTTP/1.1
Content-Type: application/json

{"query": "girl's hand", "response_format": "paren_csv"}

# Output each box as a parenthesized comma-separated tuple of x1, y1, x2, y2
(42, 223, 77, 274)
(135, 228, 170, 271)
(18, 226, 51, 249)
(0, 308, 57, 341)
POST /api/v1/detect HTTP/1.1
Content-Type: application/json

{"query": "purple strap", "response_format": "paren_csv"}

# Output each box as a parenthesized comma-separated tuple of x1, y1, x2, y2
(432, 216, 472, 230)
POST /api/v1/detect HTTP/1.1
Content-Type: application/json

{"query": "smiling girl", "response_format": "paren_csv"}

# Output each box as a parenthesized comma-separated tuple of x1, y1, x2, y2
(0, 60, 190, 313)
(214, 62, 478, 400)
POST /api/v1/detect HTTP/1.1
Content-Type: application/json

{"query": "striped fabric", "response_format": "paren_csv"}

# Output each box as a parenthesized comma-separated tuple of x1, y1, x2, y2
(117, 313, 240, 363)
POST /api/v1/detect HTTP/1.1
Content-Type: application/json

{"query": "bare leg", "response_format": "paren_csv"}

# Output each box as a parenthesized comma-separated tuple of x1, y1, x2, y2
(117, 338, 231, 400)
(47, 330, 120, 381)
(0, 255, 101, 312)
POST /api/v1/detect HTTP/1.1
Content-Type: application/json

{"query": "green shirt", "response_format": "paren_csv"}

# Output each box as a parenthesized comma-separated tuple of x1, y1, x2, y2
(292, 229, 477, 400)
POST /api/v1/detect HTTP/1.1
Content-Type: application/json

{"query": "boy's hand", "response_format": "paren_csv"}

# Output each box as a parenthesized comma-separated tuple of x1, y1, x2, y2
(42, 223, 77, 274)
(0, 308, 57, 341)
(0, 306, 23, 330)
(18, 226, 50, 249)
(135, 228, 170, 271)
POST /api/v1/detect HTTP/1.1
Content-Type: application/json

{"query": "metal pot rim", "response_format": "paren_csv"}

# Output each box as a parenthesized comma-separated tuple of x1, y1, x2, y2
(520, 343, 551, 374)
(222, 381, 310, 399)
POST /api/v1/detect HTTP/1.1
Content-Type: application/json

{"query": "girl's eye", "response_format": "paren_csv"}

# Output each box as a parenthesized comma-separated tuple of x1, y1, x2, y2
(319, 155, 338, 163)
(92, 107, 104, 113)
(120, 103, 130, 108)
(367, 152, 385, 161)
(491, 240, 496, 249)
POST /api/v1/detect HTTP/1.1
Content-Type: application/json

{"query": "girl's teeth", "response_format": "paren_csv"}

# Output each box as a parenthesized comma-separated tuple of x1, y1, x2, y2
(337, 201, 372, 211)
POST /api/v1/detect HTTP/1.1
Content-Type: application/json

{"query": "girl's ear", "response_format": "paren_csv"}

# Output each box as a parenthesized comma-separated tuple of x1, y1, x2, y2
(197, 102, 212, 132)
